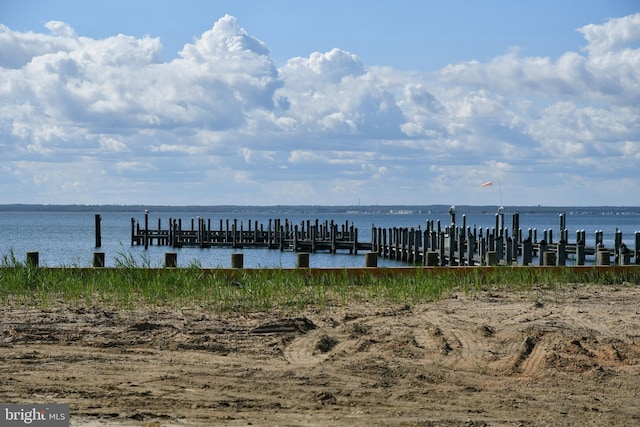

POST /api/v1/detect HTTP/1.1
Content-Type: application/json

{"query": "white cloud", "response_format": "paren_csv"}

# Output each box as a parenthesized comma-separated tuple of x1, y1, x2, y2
(288, 150, 325, 164)
(116, 161, 154, 173)
(99, 136, 128, 152)
(578, 13, 640, 55)
(0, 13, 639, 205)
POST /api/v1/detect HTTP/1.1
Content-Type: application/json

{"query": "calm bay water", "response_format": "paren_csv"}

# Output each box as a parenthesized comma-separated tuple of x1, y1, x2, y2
(0, 206, 638, 267)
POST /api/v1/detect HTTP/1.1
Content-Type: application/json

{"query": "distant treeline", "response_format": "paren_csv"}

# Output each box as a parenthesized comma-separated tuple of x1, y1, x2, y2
(0, 204, 639, 216)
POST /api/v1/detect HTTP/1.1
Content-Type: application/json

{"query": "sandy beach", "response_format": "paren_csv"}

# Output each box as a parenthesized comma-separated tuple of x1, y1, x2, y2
(1, 284, 639, 426)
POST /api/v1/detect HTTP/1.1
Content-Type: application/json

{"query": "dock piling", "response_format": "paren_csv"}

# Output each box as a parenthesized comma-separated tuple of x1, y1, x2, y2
(95, 214, 102, 248)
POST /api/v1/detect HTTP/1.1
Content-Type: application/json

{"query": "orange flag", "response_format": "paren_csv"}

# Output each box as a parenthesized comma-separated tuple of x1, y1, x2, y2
(481, 181, 493, 187)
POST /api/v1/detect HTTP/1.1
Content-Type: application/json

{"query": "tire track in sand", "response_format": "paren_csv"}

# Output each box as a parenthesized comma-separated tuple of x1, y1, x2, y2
(414, 311, 495, 371)
(283, 329, 360, 367)
(414, 308, 550, 377)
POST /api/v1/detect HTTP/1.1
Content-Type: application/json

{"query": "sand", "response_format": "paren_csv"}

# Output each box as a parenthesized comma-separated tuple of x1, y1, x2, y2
(1, 284, 640, 426)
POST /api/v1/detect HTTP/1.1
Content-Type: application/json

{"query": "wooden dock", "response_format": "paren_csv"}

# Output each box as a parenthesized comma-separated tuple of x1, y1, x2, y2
(131, 212, 366, 254)
(130, 211, 640, 267)
(369, 212, 640, 266)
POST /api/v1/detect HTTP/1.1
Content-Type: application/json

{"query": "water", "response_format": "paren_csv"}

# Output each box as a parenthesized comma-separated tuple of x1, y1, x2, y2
(0, 206, 638, 267)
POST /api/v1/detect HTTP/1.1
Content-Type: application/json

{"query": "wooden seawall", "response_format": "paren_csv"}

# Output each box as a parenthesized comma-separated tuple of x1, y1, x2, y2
(130, 211, 640, 267)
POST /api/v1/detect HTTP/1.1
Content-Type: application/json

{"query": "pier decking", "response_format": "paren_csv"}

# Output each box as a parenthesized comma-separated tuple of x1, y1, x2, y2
(130, 211, 640, 267)
(131, 214, 366, 254)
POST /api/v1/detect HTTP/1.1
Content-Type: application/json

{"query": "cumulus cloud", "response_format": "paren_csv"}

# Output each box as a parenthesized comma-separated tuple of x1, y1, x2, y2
(578, 13, 640, 55)
(0, 13, 639, 205)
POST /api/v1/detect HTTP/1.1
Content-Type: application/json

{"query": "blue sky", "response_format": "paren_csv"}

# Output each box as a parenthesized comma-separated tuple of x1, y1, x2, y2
(1, 1, 639, 206)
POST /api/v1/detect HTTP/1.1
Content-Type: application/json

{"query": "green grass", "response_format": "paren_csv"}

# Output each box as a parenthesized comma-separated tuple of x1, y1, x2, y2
(1, 250, 639, 313)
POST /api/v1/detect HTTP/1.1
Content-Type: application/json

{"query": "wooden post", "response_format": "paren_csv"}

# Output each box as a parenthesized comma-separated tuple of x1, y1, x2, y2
(422, 230, 429, 264)
(425, 251, 439, 267)
(144, 210, 149, 250)
(200, 217, 206, 247)
(596, 249, 610, 266)
(538, 241, 547, 266)
(95, 214, 102, 248)
(557, 240, 566, 266)
(382, 228, 388, 258)
(365, 252, 377, 268)
(26, 251, 39, 267)
(402, 228, 409, 262)
(233, 219, 239, 248)
(311, 225, 317, 252)
(488, 229, 495, 252)
(93, 252, 105, 268)
(331, 223, 337, 254)
(413, 228, 421, 264)
(430, 228, 438, 253)
(467, 234, 475, 266)
(297, 252, 310, 268)
(254, 220, 259, 243)
(164, 252, 177, 268)
(576, 242, 585, 266)
(496, 235, 504, 264)
(448, 227, 456, 266)
(521, 239, 533, 266)
(595, 230, 603, 248)
(371, 226, 377, 253)
(458, 226, 465, 266)
(618, 246, 631, 266)
(543, 251, 556, 266)
(196, 217, 201, 247)
(231, 253, 244, 269)
(512, 213, 520, 256)
(486, 251, 497, 266)
(353, 227, 358, 255)
(279, 225, 284, 251)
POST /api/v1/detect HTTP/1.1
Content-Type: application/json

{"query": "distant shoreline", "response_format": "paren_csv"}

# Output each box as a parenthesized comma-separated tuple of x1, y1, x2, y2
(0, 204, 638, 215)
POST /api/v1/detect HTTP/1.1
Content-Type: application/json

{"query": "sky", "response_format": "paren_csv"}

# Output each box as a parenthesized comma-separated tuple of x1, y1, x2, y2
(1, 1, 639, 206)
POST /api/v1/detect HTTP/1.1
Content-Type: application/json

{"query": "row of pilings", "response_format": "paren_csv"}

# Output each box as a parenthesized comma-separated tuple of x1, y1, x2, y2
(130, 212, 362, 253)
(371, 212, 640, 266)
(125, 211, 638, 266)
